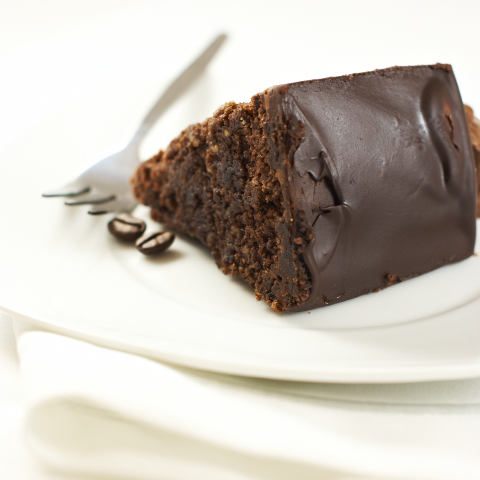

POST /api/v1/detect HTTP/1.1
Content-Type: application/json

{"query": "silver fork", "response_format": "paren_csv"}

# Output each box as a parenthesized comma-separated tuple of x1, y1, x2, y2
(43, 34, 227, 215)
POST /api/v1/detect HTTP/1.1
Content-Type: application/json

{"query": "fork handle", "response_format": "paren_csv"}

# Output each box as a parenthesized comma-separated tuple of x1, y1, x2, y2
(129, 34, 227, 147)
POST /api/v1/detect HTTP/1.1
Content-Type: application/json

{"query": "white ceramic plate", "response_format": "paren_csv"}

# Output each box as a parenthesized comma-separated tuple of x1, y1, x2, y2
(1, 82, 480, 383)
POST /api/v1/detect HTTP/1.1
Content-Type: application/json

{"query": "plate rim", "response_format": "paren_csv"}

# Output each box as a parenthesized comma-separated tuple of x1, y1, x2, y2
(2, 297, 480, 384)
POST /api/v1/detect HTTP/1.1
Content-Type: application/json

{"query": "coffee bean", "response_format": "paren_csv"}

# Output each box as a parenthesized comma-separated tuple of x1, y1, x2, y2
(136, 231, 175, 255)
(108, 214, 146, 242)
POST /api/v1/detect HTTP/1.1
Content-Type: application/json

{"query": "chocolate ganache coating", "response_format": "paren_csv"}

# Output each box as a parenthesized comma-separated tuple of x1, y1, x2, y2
(265, 64, 476, 312)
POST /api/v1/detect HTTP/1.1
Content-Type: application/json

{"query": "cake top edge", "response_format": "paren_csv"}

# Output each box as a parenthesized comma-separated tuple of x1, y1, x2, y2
(264, 63, 453, 94)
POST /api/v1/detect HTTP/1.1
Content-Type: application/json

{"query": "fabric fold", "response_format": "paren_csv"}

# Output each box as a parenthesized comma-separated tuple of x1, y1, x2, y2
(13, 320, 480, 480)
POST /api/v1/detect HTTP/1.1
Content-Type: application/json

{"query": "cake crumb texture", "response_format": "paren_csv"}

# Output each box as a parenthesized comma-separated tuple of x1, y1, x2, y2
(465, 105, 480, 216)
(132, 95, 312, 312)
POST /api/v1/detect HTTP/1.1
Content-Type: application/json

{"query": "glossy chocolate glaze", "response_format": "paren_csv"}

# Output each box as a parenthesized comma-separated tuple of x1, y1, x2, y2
(265, 65, 476, 312)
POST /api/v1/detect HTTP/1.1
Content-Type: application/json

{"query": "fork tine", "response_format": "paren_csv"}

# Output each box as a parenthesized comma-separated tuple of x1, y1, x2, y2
(88, 198, 137, 215)
(42, 186, 90, 197)
(65, 194, 116, 206)
(87, 207, 110, 215)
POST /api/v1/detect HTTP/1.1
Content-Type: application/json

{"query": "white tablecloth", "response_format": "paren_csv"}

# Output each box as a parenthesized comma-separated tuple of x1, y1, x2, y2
(3, 312, 480, 480)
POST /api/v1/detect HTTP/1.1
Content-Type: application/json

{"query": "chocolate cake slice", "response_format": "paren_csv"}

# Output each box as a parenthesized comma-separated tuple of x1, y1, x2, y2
(132, 64, 476, 312)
